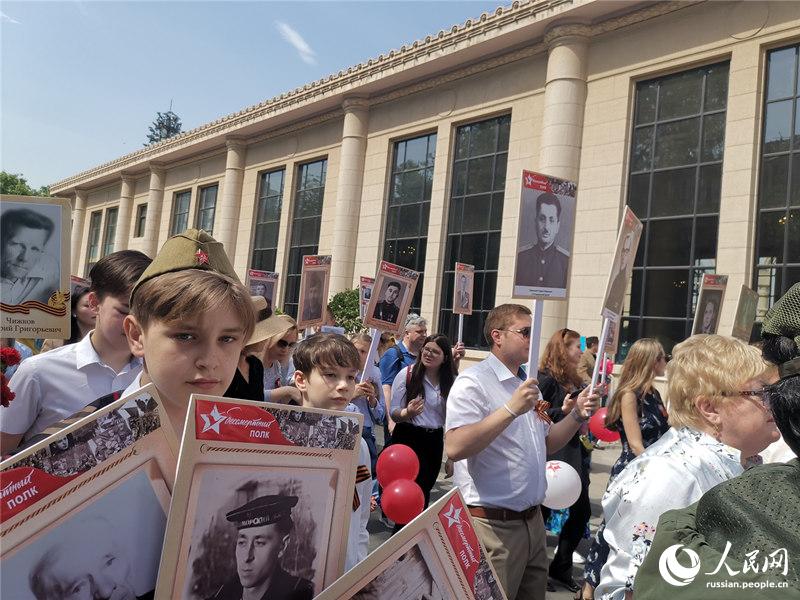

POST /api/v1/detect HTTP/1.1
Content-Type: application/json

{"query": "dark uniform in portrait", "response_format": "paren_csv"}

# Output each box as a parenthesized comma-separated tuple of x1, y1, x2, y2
(208, 495, 314, 600)
(515, 244, 569, 289)
(373, 300, 399, 324)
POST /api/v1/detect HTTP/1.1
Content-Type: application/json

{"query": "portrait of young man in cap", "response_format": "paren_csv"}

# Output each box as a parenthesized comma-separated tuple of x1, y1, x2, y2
(373, 281, 401, 324)
(208, 495, 313, 600)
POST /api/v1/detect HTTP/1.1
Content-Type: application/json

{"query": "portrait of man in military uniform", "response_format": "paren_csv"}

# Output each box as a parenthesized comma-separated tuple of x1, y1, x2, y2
(514, 192, 570, 291)
(209, 495, 314, 600)
(372, 281, 402, 324)
(605, 231, 635, 316)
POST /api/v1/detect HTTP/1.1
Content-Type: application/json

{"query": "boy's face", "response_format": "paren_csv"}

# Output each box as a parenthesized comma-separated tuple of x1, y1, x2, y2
(294, 364, 358, 411)
(91, 292, 131, 349)
(124, 307, 246, 406)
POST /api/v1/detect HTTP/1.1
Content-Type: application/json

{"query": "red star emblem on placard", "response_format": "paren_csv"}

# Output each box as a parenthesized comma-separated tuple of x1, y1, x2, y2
(195, 249, 209, 265)
(525, 173, 534, 187)
(546, 462, 562, 473)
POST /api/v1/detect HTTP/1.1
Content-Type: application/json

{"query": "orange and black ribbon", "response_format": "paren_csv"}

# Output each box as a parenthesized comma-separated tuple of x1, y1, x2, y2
(534, 399, 552, 424)
(352, 464, 371, 510)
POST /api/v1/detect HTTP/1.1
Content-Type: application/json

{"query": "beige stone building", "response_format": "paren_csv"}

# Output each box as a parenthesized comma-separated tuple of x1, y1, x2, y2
(51, 0, 800, 361)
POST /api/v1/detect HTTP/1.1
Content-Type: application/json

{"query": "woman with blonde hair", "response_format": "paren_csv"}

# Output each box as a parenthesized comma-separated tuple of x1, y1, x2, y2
(260, 313, 301, 404)
(594, 334, 780, 600)
(580, 338, 669, 599)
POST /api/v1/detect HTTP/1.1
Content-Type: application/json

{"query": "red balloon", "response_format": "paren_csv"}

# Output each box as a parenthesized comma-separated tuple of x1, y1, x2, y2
(589, 407, 620, 442)
(376, 444, 419, 488)
(381, 479, 425, 524)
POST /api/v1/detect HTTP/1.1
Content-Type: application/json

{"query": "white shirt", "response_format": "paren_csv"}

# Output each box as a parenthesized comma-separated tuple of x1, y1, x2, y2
(390, 366, 446, 429)
(445, 352, 550, 511)
(263, 358, 294, 401)
(596, 427, 743, 600)
(1, 333, 142, 441)
(345, 437, 371, 572)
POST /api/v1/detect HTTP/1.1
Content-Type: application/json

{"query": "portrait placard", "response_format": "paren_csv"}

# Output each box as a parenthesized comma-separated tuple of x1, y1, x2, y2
(0, 383, 177, 600)
(297, 255, 331, 329)
(601, 308, 621, 355)
(692, 274, 728, 335)
(316, 488, 507, 600)
(363, 261, 420, 335)
(731, 285, 758, 342)
(513, 171, 577, 300)
(601, 207, 643, 318)
(1, 195, 72, 339)
(359, 276, 375, 320)
(156, 396, 364, 600)
(453, 263, 475, 316)
(247, 269, 279, 313)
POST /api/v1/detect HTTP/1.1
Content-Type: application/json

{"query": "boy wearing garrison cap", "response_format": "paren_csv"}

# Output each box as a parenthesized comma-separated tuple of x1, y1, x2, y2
(121, 229, 256, 437)
(208, 494, 314, 600)
(292, 333, 373, 572)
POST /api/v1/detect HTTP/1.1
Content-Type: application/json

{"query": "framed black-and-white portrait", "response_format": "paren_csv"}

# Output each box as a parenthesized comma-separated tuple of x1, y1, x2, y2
(359, 276, 375, 320)
(601, 207, 643, 318)
(452, 263, 475, 317)
(247, 269, 279, 314)
(156, 396, 363, 599)
(363, 261, 419, 335)
(692, 274, 728, 335)
(731, 285, 758, 342)
(1, 195, 72, 339)
(297, 255, 331, 330)
(317, 488, 506, 600)
(513, 171, 577, 300)
(0, 384, 177, 600)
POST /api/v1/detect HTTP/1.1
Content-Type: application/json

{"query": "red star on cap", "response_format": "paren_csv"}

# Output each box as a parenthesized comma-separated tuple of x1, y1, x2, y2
(195, 249, 209, 265)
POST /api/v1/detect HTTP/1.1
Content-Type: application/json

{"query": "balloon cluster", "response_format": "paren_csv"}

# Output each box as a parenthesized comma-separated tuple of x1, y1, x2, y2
(376, 445, 425, 524)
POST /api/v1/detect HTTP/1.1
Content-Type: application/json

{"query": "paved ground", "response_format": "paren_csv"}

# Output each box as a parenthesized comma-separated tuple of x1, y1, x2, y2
(366, 427, 619, 599)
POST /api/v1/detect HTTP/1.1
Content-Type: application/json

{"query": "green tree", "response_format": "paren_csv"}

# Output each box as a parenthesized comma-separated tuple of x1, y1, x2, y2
(0, 171, 50, 196)
(328, 288, 363, 334)
(145, 110, 182, 145)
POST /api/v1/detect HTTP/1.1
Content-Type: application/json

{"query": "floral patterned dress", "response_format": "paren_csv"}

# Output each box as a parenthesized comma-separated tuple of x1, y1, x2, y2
(594, 427, 743, 599)
(584, 389, 669, 587)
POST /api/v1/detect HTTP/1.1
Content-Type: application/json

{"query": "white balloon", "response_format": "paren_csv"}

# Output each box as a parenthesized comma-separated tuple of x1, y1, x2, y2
(542, 460, 581, 510)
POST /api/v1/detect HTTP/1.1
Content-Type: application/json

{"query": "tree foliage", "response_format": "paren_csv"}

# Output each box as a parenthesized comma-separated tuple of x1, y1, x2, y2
(145, 110, 182, 145)
(0, 171, 50, 197)
(328, 288, 363, 334)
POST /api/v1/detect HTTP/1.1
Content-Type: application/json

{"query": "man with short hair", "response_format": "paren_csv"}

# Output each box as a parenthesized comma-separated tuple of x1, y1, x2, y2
(578, 336, 599, 384)
(379, 313, 427, 434)
(445, 303, 600, 600)
(457, 274, 470, 309)
(515, 193, 569, 289)
(1, 208, 59, 305)
(209, 494, 313, 600)
(373, 281, 401, 324)
(1, 250, 151, 454)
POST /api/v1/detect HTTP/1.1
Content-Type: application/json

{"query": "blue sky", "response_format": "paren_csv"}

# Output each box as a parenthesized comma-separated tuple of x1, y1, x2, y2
(1, 1, 505, 189)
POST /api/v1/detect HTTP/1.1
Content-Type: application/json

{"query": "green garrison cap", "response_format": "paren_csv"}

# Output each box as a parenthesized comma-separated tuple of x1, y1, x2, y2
(226, 495, 298, 530)
(130, 229, 239, 302)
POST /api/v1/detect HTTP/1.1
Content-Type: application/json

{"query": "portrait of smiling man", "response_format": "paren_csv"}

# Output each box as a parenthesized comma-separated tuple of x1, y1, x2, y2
(209, 494, 314, 600)
(514, 192, 569, 291)
(0, 206, 60, 305)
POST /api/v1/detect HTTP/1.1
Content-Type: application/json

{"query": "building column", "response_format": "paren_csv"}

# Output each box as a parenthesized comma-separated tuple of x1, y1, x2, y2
(539, 26, 590, 347)
(329, 98, 369, 294)
(216, 138, 247, 258)
(142, 166, 166, 257)
(113, 174, 135, 253)
(70, 189, 88, 273)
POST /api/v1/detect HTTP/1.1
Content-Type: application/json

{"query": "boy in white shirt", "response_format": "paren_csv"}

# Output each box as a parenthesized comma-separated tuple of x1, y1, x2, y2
(1, 250, 151, 454)
(292, 333, 372, 571)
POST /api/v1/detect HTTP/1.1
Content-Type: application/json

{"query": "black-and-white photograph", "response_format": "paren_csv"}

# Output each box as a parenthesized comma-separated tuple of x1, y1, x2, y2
(371, 279, 405, 325)
(300, 270, 325, 323)
(602, 207, 643, 318)
(0, 199, 62, 306)
(452, 263, 475, 316)
(359, 276, 374, 320)
(270, 409, 360, 451)
(352, 544, 452, 600)
(247, 270, 278, 314)
(513, 171, 577, 300)
(731, 285, 758, 342)
(1, 469, 167, 600)
(693, 288, 723, 335)
(181, 466, 338, 600)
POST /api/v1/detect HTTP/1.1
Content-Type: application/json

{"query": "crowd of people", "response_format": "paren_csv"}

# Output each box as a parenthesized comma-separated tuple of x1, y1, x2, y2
(1, 227, 797, 600)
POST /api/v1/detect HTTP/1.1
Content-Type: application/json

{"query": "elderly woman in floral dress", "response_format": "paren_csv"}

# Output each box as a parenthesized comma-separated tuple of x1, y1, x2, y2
(594, 334, 780, 600)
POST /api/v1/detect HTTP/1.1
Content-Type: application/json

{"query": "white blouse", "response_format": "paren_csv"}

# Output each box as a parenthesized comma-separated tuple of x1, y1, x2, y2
(596, 427, 743, 600)
(390, 366, 446, 429)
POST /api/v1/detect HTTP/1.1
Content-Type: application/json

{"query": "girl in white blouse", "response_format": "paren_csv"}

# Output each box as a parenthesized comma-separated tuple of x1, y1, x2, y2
(389, 334, 456, 512)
